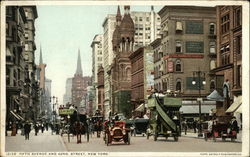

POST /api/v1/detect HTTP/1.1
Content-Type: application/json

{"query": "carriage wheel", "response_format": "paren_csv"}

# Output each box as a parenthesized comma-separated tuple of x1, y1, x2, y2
(174, 136, 178, 141)
(87, 132, 89, 142)
(68, 133, 70, 142)
(146, 132, 149, 140)
(231, 136, 236, 142)
(204, 133, 208, 141)
(127, 134, 130, 145)
(222, 136, 226, 142)
(106, 135, 109, 146)
(154, 133, 157, 141)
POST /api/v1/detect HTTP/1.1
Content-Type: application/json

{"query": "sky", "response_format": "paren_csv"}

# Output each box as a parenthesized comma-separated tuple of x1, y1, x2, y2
(34, 5, 162, 104)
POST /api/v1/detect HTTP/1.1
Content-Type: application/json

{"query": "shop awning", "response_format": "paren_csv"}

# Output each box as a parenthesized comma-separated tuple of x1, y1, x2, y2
(226, 96, 242, 113)
(207, 90, 224, 102)
(180, 105, 216, 114)
(10, 111, 20, 120)
(135, 104, 144, 112)
(235, 105, 242, 113)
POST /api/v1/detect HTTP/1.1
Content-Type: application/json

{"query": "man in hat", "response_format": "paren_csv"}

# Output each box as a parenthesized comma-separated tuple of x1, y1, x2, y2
(24, 121, 31, 140)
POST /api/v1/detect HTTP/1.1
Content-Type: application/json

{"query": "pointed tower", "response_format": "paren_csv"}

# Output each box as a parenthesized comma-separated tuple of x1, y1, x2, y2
(112, 6, 122, 51)
(75, 49, 83, 76)
(39, 46, 43, 64)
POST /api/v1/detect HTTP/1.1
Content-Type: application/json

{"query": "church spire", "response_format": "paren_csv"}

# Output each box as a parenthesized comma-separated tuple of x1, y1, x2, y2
(39, 45, 43, 65)
(75, 49, 83, 76)
(116, 6, 122, 23)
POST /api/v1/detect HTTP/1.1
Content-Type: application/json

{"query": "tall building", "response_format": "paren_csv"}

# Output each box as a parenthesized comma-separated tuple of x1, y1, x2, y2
(44, 78, 52, 119)
(6, 6, 28, 124)
(63, 78, 72, 105)
(91, 34, 103, 112)
(102, 14, 116, 118)
(71, 50, 91, 108)
(102, 6, 162, 118)
(129, 47, 154, 117)
(157, 6, 217, 117)
(6, 6, 38, 125)
(211, 6, 242, 118)
(110, 6, 135, 118)
(97, 66, 105, 116)
(23, 6, 38, 112)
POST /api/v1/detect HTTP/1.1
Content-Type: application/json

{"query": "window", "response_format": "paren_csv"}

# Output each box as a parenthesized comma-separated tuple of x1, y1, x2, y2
(25, 44, 29, 51)
(176, 21, 183, 33)
(175, 60, 182, 72)
(139, 33, 143, 36)
(209, 23, 215, 35)
(210, 60, 216, 70)
(6, 23, 9, 36)
(221, 14, 230, 34)
(139, 17, 142, 21)
(135, 17, 138, 21)
(25, 33, 28, 38)
(209, 41, 216, 53)
(176, 79, 182, 91)
(210, 80, 215, 91)
(235, 8, 241, 27)
(176, 41, 182, 53)
(236, 36, 241, 54)
(98, 57, 102, 61)
(146, 17, 150, 21)
(237, 65, 242, 87)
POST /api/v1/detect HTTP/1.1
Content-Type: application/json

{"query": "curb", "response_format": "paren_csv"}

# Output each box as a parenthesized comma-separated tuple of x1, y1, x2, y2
(58, 135, 68, 151)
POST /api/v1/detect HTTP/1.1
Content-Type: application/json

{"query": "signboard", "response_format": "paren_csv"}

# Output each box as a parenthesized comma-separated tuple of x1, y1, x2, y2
(167, 61, 174, 72)
(186, 21, 203, 34)
(186, 41, 204, 53)
(58, 109, 75, 115)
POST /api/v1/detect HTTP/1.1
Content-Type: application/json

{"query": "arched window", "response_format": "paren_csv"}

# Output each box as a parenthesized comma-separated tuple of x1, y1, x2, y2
(175, 60, 182, 72)
(209, 23, 216, 35)
(210, 60, 216, 70)
(176, 79, 182, 91)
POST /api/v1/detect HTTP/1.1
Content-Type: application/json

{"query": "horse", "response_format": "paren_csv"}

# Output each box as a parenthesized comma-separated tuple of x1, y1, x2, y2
(73, 121, 84, 144)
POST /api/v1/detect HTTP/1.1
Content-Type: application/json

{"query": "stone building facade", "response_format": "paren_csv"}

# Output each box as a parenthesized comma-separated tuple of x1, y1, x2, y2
(158, 6, 217, 117)
(97, 66, 105, 116)
(71, 50, 91, 108)
(212, 6, 242, 116)
(63, 78, 72, 105)
(110, 6, 135, 118)
(91, 34, 103, 113)
(6, 6, 38, 125)
(129, 47, 154, 117)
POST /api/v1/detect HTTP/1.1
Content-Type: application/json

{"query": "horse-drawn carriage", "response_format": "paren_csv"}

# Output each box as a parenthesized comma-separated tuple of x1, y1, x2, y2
(105, 120, 130, 146)
(59, 108, 89, 143)
(91, 116, 104, 138)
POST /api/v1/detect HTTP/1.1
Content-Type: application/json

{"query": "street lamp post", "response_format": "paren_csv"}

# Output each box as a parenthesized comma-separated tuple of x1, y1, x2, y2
(192, 68, 206, 137)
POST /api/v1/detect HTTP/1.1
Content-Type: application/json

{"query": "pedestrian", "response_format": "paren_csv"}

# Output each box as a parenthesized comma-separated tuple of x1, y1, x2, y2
(183, 120, 187, 135)
(193, 120, 197, 133)
(34, 123, 39, 136)
(11, 122, 17, 136)
(45, 122, 48, 131)
(20, 121, 24, 136)
(24, 121, 31, 140)
(41, 123, 45, 133)
(231, 117, 239, 133)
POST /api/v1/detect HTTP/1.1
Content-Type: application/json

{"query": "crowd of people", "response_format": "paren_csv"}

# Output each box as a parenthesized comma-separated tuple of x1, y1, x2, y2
(6, 120, 61, 140)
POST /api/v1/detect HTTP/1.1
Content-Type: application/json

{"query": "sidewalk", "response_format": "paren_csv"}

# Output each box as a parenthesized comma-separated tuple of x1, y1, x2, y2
(181, 130, 242, 143)
(5, 129, 67, 152)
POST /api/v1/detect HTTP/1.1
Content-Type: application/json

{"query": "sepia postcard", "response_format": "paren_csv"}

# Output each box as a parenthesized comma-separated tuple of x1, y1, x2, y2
(1, 0, 249, 157)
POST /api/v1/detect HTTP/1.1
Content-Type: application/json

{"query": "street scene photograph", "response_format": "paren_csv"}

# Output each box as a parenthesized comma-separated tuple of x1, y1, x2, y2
(2, 1, 248, 157)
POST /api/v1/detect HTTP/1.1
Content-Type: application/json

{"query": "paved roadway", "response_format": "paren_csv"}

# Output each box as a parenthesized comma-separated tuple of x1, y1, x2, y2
(61, 132, 242, 152)
(5, 130, 242, 152)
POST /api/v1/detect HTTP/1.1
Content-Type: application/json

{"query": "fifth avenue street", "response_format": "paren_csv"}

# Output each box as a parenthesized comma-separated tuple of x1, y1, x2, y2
(6, 129, 242, 152)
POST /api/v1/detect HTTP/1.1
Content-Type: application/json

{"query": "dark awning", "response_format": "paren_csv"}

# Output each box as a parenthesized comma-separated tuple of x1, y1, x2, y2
(207, 90, 224, 102)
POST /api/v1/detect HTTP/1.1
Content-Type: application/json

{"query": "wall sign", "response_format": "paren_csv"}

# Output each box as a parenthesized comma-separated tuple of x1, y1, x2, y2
(186, 21, 203, 34)
(186, 41, 204, 53)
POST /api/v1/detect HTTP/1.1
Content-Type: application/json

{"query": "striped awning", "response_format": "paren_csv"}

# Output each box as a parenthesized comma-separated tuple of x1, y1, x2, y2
(226, 96, 242, 113)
